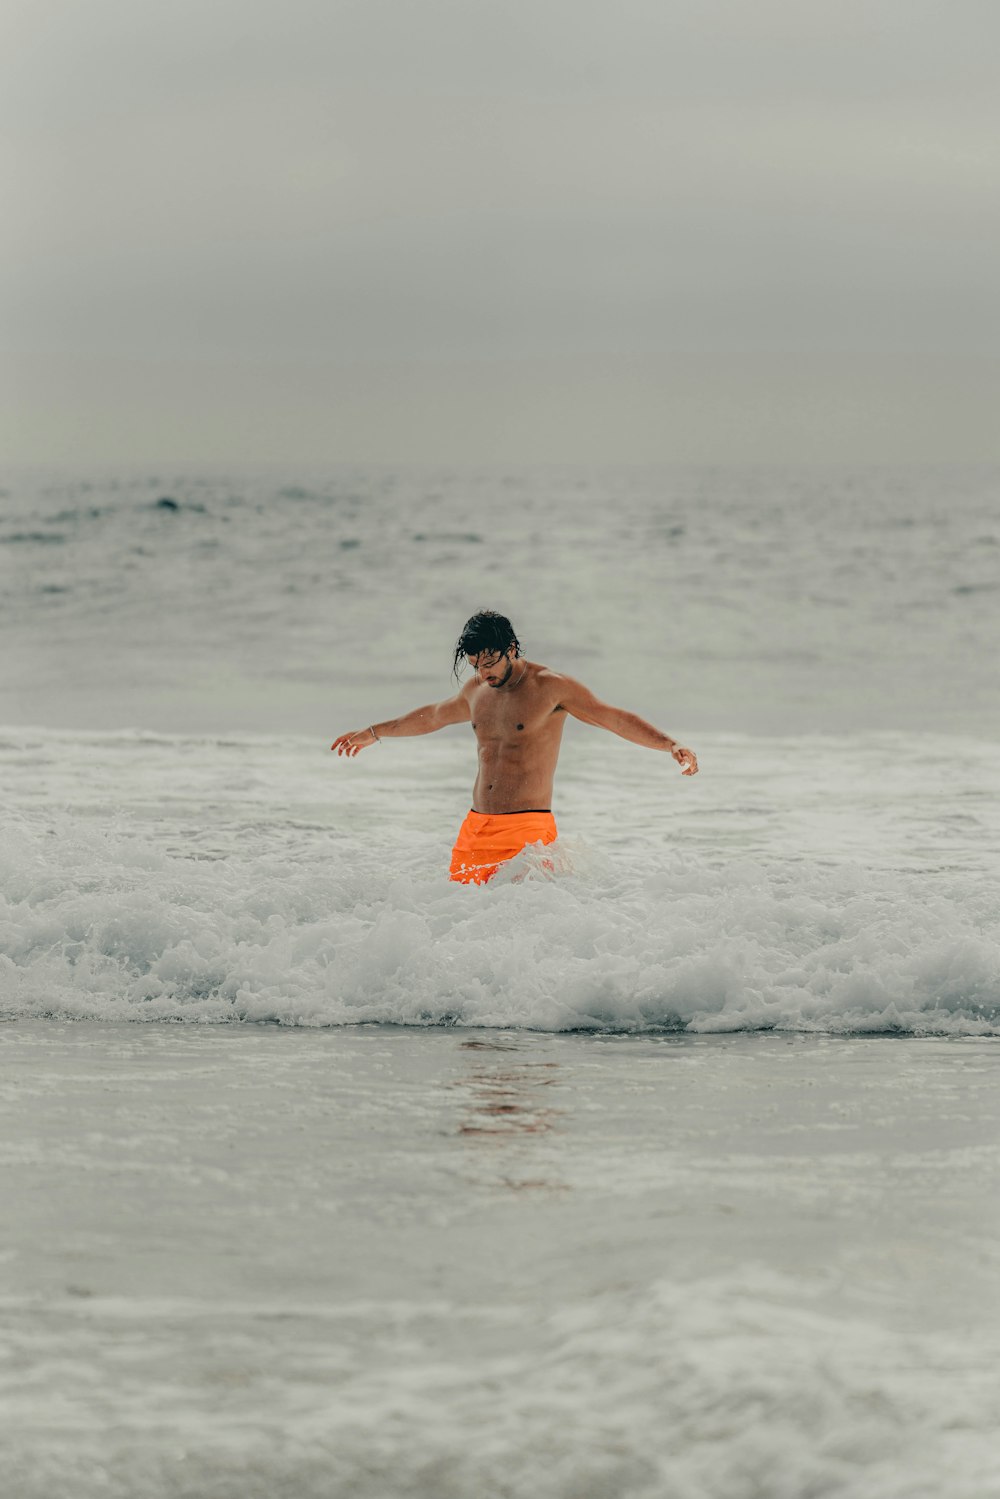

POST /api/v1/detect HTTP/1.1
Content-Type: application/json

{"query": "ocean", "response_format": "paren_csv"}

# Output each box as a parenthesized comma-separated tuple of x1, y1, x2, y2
(3, 463, 1000, 1496)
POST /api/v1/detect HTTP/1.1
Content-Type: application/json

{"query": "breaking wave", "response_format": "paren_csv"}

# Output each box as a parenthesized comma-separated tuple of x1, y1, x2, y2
(3, 814, 998, 1035)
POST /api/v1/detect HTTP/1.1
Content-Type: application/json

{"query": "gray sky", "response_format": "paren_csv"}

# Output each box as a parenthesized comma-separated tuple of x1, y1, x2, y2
(4, 0, 999, 463)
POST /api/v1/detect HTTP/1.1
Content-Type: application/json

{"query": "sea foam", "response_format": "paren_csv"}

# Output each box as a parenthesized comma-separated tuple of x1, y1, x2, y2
(3, 808, 998, 1034)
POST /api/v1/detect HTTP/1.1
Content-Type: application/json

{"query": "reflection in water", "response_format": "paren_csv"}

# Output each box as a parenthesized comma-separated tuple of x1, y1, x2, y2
(455, 1038, 569, 1192)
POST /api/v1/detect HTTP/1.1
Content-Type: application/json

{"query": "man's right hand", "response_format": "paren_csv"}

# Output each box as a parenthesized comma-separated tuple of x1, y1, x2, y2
(331, 728, 379, 757)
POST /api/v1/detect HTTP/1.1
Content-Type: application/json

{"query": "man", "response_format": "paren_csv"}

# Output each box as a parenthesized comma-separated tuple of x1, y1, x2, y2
(332, 610, 698, 884)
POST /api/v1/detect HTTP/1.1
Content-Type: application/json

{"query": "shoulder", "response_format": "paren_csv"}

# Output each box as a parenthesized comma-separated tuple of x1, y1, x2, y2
(531, 666, 598, 707)
(529, 662, 560, 694)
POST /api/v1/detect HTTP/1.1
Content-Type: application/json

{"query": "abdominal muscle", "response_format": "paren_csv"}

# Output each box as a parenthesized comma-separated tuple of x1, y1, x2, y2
(471, 723, 565, 814)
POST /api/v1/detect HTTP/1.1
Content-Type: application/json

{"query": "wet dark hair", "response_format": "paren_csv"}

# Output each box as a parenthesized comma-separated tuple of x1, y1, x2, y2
(453, 611, 521, 677)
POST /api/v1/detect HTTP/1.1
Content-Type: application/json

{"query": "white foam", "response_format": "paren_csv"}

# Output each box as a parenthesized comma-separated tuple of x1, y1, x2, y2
(4, 803, 999, 1034)
(4, 723, 999, 1034)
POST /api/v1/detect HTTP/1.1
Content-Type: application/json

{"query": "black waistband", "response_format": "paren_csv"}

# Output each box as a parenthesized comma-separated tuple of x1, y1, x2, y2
(470, 808, 552, 816)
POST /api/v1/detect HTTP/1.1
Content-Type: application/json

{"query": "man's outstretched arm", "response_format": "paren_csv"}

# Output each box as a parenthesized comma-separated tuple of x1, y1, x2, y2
(555, 676, 699, 775)
(332, 691, 471, 757)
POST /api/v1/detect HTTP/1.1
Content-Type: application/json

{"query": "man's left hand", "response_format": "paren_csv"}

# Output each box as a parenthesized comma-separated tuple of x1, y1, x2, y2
(672, 745, 698, 776)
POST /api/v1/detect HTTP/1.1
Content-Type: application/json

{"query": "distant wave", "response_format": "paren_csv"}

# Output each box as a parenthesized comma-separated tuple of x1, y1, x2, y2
(3, 816, 998, 1035)
(4, 464, 1000, 740)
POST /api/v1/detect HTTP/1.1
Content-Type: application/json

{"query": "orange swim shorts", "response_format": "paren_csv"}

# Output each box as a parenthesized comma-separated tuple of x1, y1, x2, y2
(449, 809, 558, 885)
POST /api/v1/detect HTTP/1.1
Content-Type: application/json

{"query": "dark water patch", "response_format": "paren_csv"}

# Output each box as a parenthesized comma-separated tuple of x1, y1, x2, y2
(50, 506, 109, 523)
(40, 584, 71, 595)
(2, 531, 66, 544)
(153, 497, 208, 514)
(954, 582, 999, 596)
(339, 538, 361, 550)
(412, 531, 484, 544)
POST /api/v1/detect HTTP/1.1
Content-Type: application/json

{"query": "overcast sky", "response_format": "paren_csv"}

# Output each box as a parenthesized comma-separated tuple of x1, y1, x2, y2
(4, 0, 999, 464)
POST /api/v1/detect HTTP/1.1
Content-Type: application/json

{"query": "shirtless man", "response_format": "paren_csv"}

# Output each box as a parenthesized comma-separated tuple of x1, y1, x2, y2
(332, 610, 698, 884)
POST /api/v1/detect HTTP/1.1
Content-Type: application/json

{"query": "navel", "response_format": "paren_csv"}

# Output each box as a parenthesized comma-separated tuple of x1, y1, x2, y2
(517, 723, 524, 731)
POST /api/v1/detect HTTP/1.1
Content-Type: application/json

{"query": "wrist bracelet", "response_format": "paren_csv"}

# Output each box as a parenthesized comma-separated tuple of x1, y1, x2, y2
(369, 725, 380, 742)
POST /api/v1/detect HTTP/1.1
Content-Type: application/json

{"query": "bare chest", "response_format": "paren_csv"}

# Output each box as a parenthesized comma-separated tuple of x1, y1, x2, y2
(469, 681, 560, 746)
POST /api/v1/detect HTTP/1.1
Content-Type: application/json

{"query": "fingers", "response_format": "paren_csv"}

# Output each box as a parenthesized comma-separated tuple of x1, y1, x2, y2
(331, 734, 361, 756)
(673, 746, 699, 775)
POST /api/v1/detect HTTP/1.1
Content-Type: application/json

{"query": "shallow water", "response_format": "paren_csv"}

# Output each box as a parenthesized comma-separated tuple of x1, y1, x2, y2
(4, 1022, 1000, 1499)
